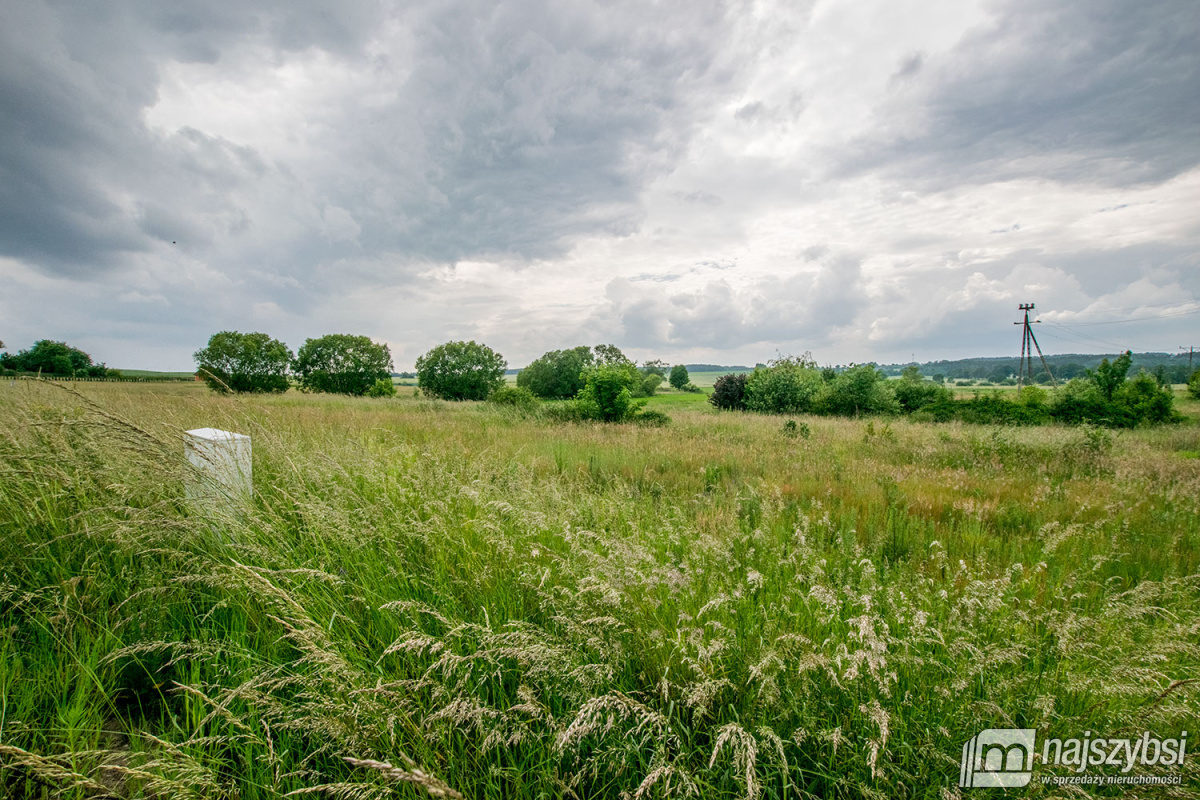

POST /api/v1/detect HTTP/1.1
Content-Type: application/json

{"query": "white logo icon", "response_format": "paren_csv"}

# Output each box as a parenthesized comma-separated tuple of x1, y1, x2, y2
(960, 728, 1037, 788)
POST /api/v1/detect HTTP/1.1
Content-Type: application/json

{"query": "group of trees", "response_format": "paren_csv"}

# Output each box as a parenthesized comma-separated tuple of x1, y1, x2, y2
(194, 331, 395, 397)
(710, 352, 1183, 427)
(0, 340, 120, 378)
(515, 345, 698, 401)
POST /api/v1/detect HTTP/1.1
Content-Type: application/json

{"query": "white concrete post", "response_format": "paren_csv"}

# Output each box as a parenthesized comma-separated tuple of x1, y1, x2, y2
(184, 428, 252, 502)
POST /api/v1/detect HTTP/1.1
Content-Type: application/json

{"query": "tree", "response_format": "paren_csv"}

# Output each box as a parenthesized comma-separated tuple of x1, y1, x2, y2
(517, 346, 595, 399)
(1089, 351, 1133, 401)
(0, 340, 114, 377)
(710, 373, 749, 410)
(641, 359, 669, 378)
(669, 364, 689, 390)
(293, 334, 393, 395)
(1190, 370, 1200, 400)
(194, 331, 292, 394)
(415, 340, 506, 400)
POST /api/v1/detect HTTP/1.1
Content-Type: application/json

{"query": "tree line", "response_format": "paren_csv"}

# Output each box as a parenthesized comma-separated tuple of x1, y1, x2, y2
(0, 340, 122, 378)
(710, 352, 1193, 427)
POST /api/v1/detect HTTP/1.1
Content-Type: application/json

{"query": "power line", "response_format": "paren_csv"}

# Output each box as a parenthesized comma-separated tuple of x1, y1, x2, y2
(1045, 307, 1200, 327)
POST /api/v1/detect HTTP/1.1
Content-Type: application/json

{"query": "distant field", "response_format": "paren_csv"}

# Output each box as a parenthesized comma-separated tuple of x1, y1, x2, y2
(685, 368, 749, 387)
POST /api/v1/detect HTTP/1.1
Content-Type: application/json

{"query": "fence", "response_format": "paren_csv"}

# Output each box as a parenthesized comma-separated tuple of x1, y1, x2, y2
(5, 374, 196, 383)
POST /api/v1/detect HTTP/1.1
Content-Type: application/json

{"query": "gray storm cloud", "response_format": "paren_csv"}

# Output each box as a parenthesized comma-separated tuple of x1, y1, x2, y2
(1, 0, 1197, 369)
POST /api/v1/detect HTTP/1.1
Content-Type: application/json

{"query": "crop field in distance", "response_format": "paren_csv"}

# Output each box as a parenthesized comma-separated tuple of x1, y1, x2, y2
(1, 380, 1198, 798)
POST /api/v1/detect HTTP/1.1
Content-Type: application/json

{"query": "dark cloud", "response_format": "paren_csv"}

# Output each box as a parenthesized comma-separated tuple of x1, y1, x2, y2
(0, 0, 742, 281)
(850, 0, 1200, 188)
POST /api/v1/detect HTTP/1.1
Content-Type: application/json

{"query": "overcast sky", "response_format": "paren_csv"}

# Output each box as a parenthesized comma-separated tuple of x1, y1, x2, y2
(2, 0, 1198, 370)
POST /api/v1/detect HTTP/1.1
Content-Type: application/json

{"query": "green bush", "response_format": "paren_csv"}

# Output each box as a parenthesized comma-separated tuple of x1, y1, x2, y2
(293, 334, 393, 395)
(489, 385, 539, 410)
(815, 364, 899, 417)
(576, 364, 644, 422)
(1188, 371, 1200, 400)
(633, 409, 671, 427)
(710, 373, 749, 410)
(365, 378, 397, 398)
(633, 372, 663, 398)
(517, 346, 595, 399)
(194, 331, 292, 394)
(893, 366, 952, 412)
(416, 341, 506, 401)
(744, 356, 823, 414)
(669, 364, 689, 390)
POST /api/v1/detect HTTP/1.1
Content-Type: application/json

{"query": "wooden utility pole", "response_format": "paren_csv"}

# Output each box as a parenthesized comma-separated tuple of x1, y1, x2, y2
(1182, 346, 1196, 372)
(1014, 303, 1056, 389)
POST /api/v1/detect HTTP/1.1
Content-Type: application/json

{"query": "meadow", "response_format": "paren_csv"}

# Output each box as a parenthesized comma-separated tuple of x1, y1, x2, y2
(1, 380, 1198, 798)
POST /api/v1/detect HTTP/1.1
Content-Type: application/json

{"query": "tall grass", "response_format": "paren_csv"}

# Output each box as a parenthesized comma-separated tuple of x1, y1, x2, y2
(1, 380, 1197, 798)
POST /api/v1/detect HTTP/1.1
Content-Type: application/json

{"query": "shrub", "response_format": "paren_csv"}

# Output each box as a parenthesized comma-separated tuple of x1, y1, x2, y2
(576, 363, 644, 422)
(365, 378, 397, 398)
(194, 331, 292, 394)
(682, 382, 703, 393)
(709, 373, 749, 410)
(744, 356, 823, 414)
(293, 334, 393, 395)
(893, 366, 952, 412)
(958, 391, 1051, 425)
(1113, 373, 1178, 425)
(633, 409, 671, 427)
(1188, 371, 1200, 400)
(634, 373, 663, 398)
(416, 340, 506, 401)
(489, 385, 539, 410)
(815, 364, 899, 417)
(669, 364, 689, 390)
(517, 346, 595, 399)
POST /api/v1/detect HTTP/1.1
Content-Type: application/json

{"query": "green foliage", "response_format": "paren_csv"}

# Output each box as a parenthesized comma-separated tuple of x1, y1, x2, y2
(193, 331, 292, 394)
(1089, 350, 1133, 401)
(1188, 371, 1200, 400)
(709, 373, 749, 410)
(633, 408, 671, 427)
(893, 365, 953, 412)
(365, 378, 397, 398)
(293, 334, 393, 395)
(641, 359, 669, 378)
(815, 364, 899, 417)
(0, 340, 115, 377)
(576, 363, 645, 422)
(416, 340, 507, 401)
(489, 385, 539, 410)
(782, 419, 810, 439)
(669, 364, 689, 390)
(633, 372, 663, 398)
(743, 355, 822, 414)
(517, 346, 595, 399)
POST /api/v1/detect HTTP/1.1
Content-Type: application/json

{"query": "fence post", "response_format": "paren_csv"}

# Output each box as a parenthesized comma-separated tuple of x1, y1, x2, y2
(184, 428, 252, 504)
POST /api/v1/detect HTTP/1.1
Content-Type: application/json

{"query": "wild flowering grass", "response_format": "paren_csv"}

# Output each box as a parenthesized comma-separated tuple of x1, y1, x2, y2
(0, 380, 1197, 798)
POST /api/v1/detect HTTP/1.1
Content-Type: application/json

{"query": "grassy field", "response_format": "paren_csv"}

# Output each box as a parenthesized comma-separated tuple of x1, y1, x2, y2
(1, 380, 1198, 798)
